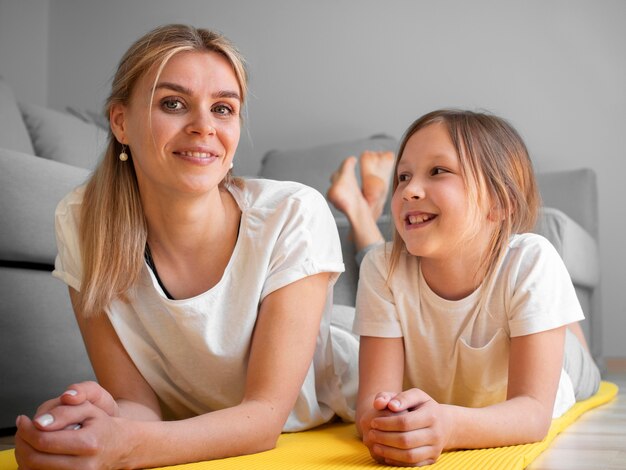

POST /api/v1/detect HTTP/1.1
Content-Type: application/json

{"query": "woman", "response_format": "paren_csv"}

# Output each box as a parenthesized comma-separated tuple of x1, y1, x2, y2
(15, 24, 356, 469)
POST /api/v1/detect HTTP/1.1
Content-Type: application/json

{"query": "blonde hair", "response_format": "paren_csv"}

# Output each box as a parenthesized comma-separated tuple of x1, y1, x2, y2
(78, 24, 248, 317)
(388, 109, 541, 288)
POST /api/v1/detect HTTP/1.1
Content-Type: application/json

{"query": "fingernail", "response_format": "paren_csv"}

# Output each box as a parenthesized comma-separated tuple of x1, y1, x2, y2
(15, 415, 22, 427)
(389, 399, 401, 409)
(35, 413, 54, 427)
(63, 389, 78, 396)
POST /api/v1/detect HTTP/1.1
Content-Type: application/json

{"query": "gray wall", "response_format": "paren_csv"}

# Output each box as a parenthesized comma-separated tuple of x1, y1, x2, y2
(0, 0, 48, 106)
(1, 0, 625, 358)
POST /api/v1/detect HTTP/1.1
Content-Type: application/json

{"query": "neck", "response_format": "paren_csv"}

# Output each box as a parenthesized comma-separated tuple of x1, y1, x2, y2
(142, 185, 235, 254)
(419, 233, 493, 301)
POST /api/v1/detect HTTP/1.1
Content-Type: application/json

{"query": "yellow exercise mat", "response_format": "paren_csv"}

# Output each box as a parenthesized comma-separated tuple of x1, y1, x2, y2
(1, 381, 617, 470)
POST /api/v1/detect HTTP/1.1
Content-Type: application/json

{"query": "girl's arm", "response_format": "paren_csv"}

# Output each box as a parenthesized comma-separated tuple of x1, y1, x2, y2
(356, 336, 405, 463)
(367, 326, 566, 466)
(15, 273, 330, 469)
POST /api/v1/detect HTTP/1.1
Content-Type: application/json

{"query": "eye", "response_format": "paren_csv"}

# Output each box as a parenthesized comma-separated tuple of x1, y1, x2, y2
(431, 167, 448, 176)
(397, 173, 410, 182)
(212, 104, 234, 116)
(160, 98, 185, 112)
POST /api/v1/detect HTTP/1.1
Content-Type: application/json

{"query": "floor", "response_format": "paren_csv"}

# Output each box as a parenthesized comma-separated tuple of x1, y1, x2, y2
(2, 362, 625, 469)
(528, 359, 626, 470)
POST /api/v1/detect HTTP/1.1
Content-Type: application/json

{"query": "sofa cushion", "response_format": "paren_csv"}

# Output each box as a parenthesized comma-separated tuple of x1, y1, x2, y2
(0, 148, 91, 265)
(0, 267, 95, 429)
(534, 207, 599, 289)
(536, 169, 598, 239)
(0, 76, 35, 155)
(19, 102, 109, 170)
(259, 135, 398, 217)
(66, 106, 109, 130)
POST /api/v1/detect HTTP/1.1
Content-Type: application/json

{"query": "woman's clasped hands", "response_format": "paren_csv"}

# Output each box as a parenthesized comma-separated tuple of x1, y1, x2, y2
(14, 381, 128, 470)
(360, 388, 453, 467)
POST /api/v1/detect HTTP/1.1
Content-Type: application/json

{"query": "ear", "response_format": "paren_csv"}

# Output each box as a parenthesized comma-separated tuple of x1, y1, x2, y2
(487, 203, 507, 222)
(109, 102, 128, 145)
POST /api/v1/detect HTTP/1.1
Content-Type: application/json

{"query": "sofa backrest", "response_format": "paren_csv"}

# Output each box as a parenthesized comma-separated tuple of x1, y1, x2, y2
(0, 75, 35, 155)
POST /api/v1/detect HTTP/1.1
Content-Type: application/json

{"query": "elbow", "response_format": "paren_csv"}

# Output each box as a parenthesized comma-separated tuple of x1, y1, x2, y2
(521, 409, 552, 444)
(250, 409, 285, 453)
(531, 416, 552, 442)
(255, 427, 282, 453)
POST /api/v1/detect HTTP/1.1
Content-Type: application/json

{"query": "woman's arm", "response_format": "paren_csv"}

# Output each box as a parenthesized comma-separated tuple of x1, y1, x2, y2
(16, 273, 331, 469)
(366, 326, 566, 466)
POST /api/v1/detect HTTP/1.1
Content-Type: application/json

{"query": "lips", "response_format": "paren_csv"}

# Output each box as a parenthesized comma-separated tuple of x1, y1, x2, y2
(404, 212, 436, 227)
(175, 150, 218, 159)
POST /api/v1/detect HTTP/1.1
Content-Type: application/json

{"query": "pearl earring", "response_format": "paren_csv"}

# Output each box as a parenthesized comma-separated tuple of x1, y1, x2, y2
(119, 145, 129, 162)
(229, 162, 234, 169)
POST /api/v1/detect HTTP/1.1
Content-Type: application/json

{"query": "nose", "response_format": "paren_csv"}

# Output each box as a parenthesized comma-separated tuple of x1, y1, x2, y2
(401, 178, 425, 200)
(186, 107, 216, 136)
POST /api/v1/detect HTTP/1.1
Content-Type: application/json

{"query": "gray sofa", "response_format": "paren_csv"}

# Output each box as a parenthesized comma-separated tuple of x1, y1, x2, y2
(0, 76, 603, 433)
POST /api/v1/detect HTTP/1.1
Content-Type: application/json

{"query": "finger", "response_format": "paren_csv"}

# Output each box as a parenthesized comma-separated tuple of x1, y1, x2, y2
(372, 442, 437, 467)
(35, 396, 64, 417)
(15, 432, 72, 470)
(369, 428, 433, 450)
(32, 402, 100, 432)
(17, 411, 100, 456)
(15, 434, 89, 470)
(373, 391, 396, 410)
(384, 456, 436, 467)
(60, 381, 118, 416)
(386, 389, 432, 413)
(371, 407, 431, 432)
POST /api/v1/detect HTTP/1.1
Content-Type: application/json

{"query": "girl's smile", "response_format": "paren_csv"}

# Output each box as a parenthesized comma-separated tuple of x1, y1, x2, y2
(403, 211, 437, 229)
(391, 122, 492, 265)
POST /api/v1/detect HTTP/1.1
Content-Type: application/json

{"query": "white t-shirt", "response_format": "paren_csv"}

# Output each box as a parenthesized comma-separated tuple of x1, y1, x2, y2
(53, 178, 356, 431)
(354, 234, 583, 418)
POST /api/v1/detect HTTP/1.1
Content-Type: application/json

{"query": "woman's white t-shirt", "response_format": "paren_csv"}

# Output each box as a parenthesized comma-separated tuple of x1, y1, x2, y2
(354, 234, 583, 418)
(53, 178, 356, 431)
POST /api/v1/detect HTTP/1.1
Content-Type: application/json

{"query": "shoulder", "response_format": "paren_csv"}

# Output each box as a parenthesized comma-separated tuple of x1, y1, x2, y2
(500, 233, 572, 290)
(360, 242, 414, 283)
(361, 242, 392, 272)
(55, 184, 87, 226)
(233, 178, 328, 213)
(505, 233, 561, 267)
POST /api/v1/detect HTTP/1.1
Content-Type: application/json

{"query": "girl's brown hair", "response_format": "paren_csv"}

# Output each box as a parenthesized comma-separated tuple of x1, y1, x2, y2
(77, 24, 248, 317)
(388, 109, 541, 288)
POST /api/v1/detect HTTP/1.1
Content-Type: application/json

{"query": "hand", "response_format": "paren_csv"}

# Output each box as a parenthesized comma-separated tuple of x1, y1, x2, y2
(359, 392, 408, 465)
(30, 381, 119, 432)
(15, 401, 128, 470)
(366, 389, 452, 466)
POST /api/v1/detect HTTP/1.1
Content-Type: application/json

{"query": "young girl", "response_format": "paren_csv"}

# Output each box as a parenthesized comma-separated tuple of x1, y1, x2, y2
(349, 110, 600, 466)
(14, 24, 357, 469)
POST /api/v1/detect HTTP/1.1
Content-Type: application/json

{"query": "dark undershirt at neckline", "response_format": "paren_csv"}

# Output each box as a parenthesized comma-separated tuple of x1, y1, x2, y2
(144, 244, 175, 300)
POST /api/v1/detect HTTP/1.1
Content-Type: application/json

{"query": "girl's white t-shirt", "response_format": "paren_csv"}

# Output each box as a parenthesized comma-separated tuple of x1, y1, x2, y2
(53, 178, 356, 431)
(354, 234, 583, 418)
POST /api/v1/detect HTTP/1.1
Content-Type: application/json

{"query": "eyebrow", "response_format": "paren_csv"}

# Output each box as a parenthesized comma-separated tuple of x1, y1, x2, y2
(155, 82, 241, 101)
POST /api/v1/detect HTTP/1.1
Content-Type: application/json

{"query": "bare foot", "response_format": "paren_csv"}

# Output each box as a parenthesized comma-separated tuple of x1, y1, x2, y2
(360, 151, 395, 220)
(327, 156, 367, 219)
(328, 156, 386, 251)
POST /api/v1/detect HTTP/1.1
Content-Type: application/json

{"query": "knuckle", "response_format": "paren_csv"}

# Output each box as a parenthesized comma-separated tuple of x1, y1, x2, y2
(79, 434, 101, 455)
(399, 434, 415, 450)
(397, 414, 411, 431)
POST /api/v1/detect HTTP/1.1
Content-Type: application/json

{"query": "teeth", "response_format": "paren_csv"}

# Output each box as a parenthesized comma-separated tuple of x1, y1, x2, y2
(408, 214, 433, 225)
(180, 151, 213, 158)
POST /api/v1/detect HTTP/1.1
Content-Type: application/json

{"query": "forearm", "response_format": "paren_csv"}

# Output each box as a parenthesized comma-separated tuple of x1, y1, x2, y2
(117, 398, 162, 421)
(444, 396, 553, 450)
(121, 399, 285, 469)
